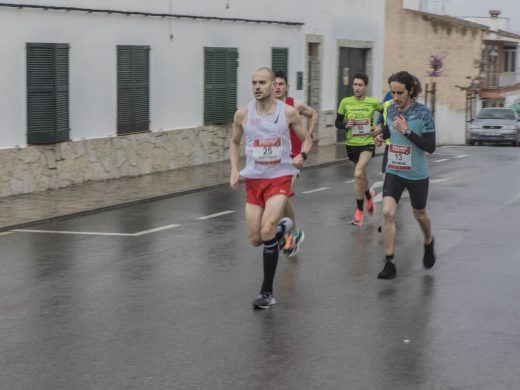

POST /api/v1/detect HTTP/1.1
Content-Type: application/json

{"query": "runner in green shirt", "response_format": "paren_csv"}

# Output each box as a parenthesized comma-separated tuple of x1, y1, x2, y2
(335, 73, 383, 226)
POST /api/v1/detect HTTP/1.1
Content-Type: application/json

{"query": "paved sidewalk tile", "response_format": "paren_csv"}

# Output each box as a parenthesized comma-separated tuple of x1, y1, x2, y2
(0, 144, 347, 230)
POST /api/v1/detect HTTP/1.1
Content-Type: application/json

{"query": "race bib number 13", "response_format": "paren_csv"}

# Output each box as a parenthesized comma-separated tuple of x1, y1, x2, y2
(253, 137, 282, 164)
(388, 144, 412, 170)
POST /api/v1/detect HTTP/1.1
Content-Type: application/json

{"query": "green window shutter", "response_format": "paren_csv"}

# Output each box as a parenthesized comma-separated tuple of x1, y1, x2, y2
(26, 43, 70, 145)
(204, 47, 238, 125)
(117, 45, 150, 134)
(272, 47, 289, 80)
(55, 45, 70, 142)
(296, 71, 303, 90)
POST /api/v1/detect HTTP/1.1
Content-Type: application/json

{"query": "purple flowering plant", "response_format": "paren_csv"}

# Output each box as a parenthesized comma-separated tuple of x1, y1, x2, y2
(427, 54, 444, 78)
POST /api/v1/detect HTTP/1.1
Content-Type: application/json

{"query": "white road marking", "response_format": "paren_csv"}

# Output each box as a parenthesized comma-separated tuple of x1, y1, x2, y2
(13, 223, 182, 237)
(302, 187, 330, 194)
(344, 180, 355, 184)
(430, 178, 448, 184)
(371, 181, 384, 190)
(133, 224, 181, 236)
(12, 229, 134, 236)
(197, 210, 236, 220)
(433, 158, 449, 163)
(454, 155, 467, 159)
(511, 192, 520, 203)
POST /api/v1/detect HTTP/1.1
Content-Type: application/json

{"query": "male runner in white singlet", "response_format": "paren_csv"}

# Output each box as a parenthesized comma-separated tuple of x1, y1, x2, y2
(229, 67, 312, 309)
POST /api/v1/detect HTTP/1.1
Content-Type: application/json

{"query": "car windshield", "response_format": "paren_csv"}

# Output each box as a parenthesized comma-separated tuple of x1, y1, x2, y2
(477, 109, 516, 120)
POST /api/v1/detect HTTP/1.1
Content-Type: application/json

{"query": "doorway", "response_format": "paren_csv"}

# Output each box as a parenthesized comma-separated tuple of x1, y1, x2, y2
(337, 47, 367, 141)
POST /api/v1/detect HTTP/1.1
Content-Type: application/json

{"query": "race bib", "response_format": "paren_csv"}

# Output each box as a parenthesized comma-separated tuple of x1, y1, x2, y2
(351, 119, 371, 136)
(253, 137, 282, 164)
(388, 144, 412, 170)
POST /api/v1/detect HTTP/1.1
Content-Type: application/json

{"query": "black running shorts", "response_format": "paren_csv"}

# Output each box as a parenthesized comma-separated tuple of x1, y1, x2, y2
(345, 145, 375, 164)
(383, 172, 429, 210)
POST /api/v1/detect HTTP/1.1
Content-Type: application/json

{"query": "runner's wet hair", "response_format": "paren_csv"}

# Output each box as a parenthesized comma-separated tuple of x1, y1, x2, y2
(388, 71, 421, 100)
(274, 70, 288, 84)
(353, 72, 369, 86)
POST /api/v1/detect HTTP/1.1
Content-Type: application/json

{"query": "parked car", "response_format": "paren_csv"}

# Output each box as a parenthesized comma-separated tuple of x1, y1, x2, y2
(509, 104, 520, 116)
(469, 108, 520, 146)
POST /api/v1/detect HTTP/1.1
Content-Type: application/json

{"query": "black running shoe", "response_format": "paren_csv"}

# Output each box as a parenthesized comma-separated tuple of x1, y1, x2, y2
(253, 292, 276, 309)
(423, 237, 436, 269)
(377, 224, 382, 233)
(378, 261, 396, 279)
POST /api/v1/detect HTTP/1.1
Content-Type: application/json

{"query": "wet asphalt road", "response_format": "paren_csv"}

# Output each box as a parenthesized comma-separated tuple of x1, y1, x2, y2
(1, 145, 520, 390)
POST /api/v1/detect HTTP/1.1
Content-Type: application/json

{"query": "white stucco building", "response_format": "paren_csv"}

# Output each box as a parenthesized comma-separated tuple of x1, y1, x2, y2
(0, 0, 385, 197)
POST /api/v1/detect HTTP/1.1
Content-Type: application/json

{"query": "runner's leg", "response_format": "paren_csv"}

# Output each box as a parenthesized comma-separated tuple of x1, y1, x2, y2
(354, 150, 373, 208)
(259, 194, 288, 293)
(245, 203, 264, 247)
(413, 208, 432, 244)
(381, 196, 398, 256)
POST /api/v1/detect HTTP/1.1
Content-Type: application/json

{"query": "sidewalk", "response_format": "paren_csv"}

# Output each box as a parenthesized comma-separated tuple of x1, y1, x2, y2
(0, 143, 348, 231)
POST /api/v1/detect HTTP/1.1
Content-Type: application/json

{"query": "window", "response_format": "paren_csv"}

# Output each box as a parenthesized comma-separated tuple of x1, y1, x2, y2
(503, 46, 516, 73)
(204, 47, 238, 125)
(272, 47, 288, 80)
(117, 45, 150, 134)
(296, 71, 303, 91)
(26, 43, 70, 144)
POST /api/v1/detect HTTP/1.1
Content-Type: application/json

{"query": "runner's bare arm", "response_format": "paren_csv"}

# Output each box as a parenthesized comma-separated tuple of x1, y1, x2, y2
(229, 108, 246, 189)
(287, 105, 312, 169)
(294, 99, 318, 137)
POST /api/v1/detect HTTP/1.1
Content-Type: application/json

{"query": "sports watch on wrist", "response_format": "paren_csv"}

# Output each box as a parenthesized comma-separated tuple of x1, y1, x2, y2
(404, 128, 412, 138)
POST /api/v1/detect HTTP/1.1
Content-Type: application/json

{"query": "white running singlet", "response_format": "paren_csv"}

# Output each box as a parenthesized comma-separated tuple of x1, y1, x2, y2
(240, 100, 298, 179)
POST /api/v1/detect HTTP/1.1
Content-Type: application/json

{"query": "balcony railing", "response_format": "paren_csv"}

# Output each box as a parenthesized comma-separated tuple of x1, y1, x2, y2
(481, 72, 520, 88)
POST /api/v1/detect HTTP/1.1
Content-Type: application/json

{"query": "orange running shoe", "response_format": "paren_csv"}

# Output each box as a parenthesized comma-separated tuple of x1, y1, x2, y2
(366, 188, 376, 216)
(282, 233, 294, 253)
(350, 209, 364, 226)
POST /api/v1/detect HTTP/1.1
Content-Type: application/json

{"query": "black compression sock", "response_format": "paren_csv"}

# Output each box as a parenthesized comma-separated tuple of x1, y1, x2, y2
(275, 222, 287, 241)
(261, 237, 279, 293)
(385, 254, 395, 262)
(365, 190, 372, 199)
(356, 199, 364, 211)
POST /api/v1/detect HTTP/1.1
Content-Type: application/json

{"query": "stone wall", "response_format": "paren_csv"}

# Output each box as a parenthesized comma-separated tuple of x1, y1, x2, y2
(0, 125, 234, 197)
(384, 0, 483, 144)
(0, 117, 334, 198)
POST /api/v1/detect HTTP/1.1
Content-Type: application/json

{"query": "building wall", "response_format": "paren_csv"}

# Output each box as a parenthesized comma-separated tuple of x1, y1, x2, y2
(0, 0, 384, 197)
(385, 0, 483, 144)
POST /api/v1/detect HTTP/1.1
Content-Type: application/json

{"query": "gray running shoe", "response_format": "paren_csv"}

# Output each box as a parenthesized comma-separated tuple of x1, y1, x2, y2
(278, 217, 293, 233)
(253, 292, 276, 309)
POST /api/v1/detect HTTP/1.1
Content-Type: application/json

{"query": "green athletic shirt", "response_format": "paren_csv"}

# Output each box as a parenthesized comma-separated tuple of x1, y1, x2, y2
(337, 96, 383, 146)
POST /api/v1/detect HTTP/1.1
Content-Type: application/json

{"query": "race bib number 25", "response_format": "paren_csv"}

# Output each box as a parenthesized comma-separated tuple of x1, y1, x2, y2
(253, 138, 282, 164)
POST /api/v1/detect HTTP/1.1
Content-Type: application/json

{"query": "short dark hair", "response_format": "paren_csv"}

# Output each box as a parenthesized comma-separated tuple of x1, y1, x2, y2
(388, 71, 422, 100)
(274, 70, 288, 84)
(353, 72, 369, 86)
